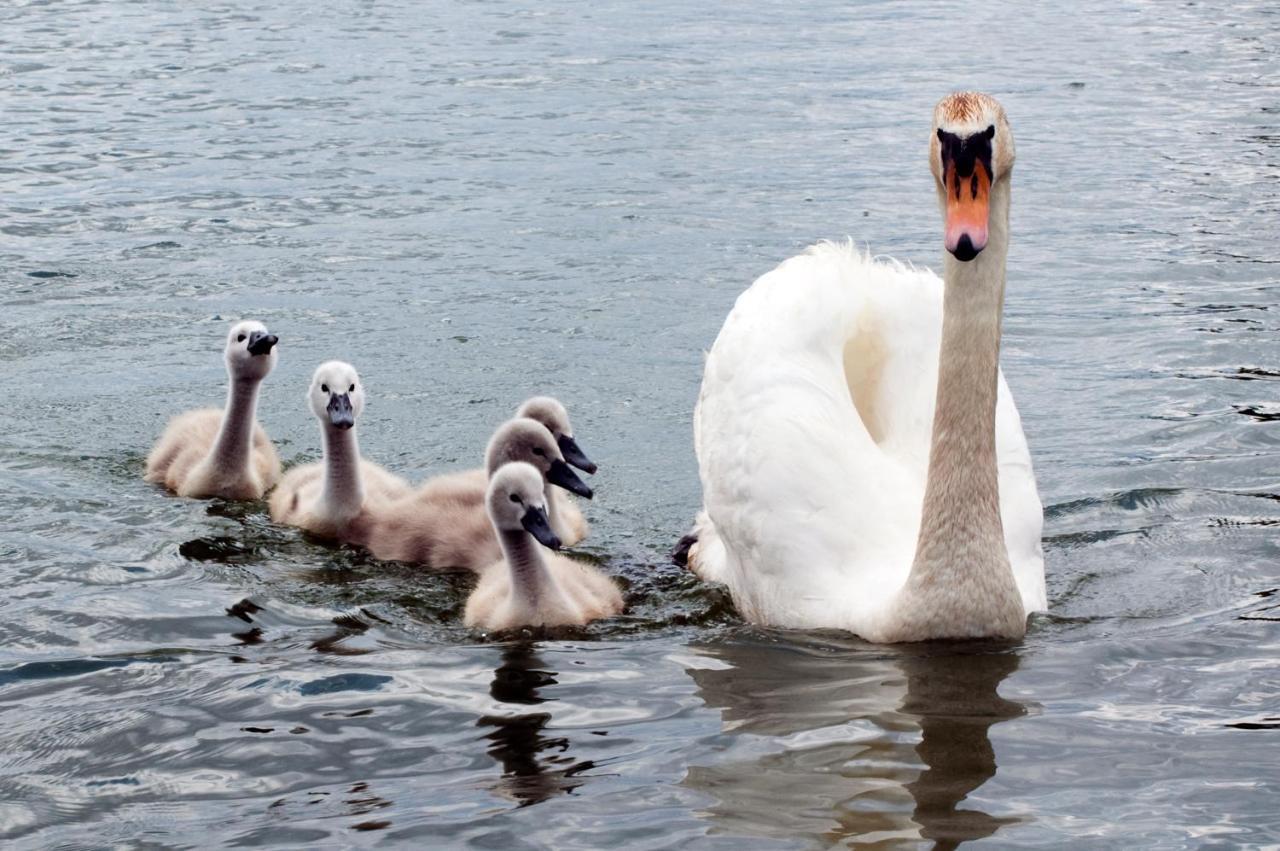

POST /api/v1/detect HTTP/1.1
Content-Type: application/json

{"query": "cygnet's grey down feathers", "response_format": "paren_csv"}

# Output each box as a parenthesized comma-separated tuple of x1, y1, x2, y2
(145, 320, 282, 500)
(464, 462, 622, 630)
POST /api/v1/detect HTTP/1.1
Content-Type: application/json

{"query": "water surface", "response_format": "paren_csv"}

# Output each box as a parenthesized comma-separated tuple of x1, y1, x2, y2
(2, 0, 1279, 846)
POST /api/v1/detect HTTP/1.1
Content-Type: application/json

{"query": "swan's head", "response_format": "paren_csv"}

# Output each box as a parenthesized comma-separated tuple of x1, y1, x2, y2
(307, 360, 365, 431)
(929, 92, 1015, 262)
(486, 461, 561, 550)
(515, 396, 597, 475)
(485, 418, 594, 499)
(225, 320, 278, 381)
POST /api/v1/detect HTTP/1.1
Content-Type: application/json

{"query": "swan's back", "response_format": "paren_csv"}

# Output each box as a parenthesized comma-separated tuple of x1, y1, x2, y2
(695, 243, 1045, 631)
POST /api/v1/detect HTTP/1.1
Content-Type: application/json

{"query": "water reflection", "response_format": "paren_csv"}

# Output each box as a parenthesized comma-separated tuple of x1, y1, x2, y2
(683, 634, 1024, 848)
(900, 647, 1024, 849)
(478, 642, 596, 807)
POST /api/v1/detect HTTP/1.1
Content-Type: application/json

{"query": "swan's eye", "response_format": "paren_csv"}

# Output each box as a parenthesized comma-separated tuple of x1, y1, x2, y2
(985, 124, 995, 139)
(532, 448, 546, 457)
(509, 493, 522, 503)
(237, 335, 246, 342)
(349, 384, 355, 392)
(321, 384, 329, 393)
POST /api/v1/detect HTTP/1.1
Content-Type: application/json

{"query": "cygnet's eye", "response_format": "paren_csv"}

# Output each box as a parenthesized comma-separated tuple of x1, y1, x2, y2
(532, 447, 546, 457)
(509, 493, 522, 503)
(321, 384, 329, 393)
(349, 383, 355, 392)
(237, 335, 246, 342)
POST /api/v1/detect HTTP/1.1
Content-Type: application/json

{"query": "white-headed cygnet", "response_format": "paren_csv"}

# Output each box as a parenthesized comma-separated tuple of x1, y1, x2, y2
(364, 417, 593, 571)
(465, 462, 623, 631)
(145, 320, 282, 500)
(415, 400, 595, 544)
(269, 361, 411, 540)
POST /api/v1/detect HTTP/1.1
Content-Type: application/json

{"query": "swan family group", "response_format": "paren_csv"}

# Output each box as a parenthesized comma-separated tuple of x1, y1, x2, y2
(145, 91, 1049, 643)
(146, 341, 621, 630)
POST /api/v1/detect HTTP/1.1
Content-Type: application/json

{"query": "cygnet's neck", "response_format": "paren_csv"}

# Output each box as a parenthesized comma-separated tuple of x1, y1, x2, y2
(208, 373, 262, 475)
(497, 527, 550, 607)
(319, 423, 365, 519)
(544, 483, 565, 538)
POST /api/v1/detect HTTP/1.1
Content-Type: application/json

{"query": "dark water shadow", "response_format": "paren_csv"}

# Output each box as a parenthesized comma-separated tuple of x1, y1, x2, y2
(899, 645, 1024, 849)
(476, 642, 596, 807)
(682, 633, 1024, 848)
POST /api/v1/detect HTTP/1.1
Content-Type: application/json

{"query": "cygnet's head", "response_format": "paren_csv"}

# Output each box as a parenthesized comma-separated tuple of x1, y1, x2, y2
(224, 320, 279, 381)
(515, 396, 596, 475)
(486, 462, 561, 550)
(484, 418, 593, 499)
(307, 360, 365, 431)
(928, 91, 1015, 262)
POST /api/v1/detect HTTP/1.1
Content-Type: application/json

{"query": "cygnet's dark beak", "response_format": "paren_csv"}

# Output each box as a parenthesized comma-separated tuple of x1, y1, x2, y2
(247, 331, 279, 356)
(547, 459, 593, 499)
(521, 505, 561, 550)
(557, 434, 597, 475)
(327, 393, 354, 430)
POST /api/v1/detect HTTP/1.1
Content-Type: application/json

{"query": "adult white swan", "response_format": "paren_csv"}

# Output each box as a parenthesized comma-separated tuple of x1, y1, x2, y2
(682, 92, 1047, 642)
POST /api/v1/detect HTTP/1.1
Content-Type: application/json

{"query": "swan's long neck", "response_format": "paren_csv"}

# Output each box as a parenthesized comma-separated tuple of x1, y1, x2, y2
(896, 178, 1025, 639)
(320, 424, 365, 519)
(208, 374, 261, 475)
(498, 528, 550, 606)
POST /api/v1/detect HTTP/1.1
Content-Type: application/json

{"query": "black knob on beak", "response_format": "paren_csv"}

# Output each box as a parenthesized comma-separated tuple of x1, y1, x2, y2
(327, 393, 354, 430)
(247, 331, 279, 355)
(947, 234, 982, 262)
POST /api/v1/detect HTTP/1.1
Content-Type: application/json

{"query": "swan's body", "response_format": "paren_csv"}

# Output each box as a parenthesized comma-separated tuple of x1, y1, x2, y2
(375, 418, 594, 570)
(465, 463, 622, 630)
(687, 93, 1046, 642)
(269, 362, 411, 540)
(145, 321, 282, 500)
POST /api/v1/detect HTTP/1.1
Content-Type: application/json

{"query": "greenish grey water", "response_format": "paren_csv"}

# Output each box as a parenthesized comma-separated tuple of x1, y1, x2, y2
(2, 0, 1278, 847)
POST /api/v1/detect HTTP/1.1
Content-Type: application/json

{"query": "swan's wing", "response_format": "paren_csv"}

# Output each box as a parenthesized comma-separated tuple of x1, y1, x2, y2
(995, 377, 1048, 613)
(696, 244, 930, 628)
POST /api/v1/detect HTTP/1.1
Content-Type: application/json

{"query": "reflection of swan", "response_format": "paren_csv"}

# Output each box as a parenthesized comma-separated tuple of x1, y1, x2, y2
(899, 648, 1023, 849)
(477, 642, 596, 807)
(681, 633, 1023, 846)
(686, 92, 1046, 641)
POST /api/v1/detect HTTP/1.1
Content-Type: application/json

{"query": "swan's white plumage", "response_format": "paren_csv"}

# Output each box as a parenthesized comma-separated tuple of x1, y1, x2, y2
(691, 242, 1045, 633)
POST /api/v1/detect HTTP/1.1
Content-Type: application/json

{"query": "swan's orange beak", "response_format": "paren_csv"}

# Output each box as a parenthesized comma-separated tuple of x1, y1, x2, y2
(944, 159, 990, 262)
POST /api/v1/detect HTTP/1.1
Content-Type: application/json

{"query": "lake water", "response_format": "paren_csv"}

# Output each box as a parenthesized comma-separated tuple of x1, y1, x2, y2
(2, 0, 1278, 846)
